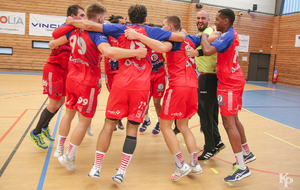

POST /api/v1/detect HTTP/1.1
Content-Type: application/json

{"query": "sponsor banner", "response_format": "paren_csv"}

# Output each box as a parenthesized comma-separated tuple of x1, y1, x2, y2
(29, 13, 66, 37)
(295, 35, 300, 47)
(0, 11, 25, 35)
(238, 34, 250, 52)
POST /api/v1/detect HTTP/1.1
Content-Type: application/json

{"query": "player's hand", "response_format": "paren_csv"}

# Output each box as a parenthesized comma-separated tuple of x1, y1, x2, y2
(180, 28, 188, 36)
(48, 40, 56, 50)
(125, 28, 139, 40)
(104, 20, 111, 24)
(135, 45, 147, 59)
(66, 16, 74, 25)
(185, 48, 198, 58)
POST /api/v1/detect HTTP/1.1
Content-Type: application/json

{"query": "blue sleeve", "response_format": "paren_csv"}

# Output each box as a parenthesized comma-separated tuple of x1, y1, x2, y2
(211, 29, 235, 53)
(65, 29, 74, 39)
(144, 26, 172, 41)
(187, 35, 201, 48)
(102, 24, 126, 39)
(89, 32, 109, 46)
(171, 42, 182, 51)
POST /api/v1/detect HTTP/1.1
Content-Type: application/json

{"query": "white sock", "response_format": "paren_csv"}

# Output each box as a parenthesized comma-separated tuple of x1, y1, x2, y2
(158, 117, 160, 122)
(173, 152, 184, 168)
(144, 114, 149, 121)
(56, 134, 67, 150)
(190, 151, 198, 166)
(66, 142, 79, 161)
(234, 151, 246, 170)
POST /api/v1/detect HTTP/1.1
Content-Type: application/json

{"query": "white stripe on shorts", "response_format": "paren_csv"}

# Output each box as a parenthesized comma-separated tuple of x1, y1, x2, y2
(87, 88, 95, 114)
(228, 91, 233, 111)
(48, 72, 52, 95)
(164, 89, 173, 115)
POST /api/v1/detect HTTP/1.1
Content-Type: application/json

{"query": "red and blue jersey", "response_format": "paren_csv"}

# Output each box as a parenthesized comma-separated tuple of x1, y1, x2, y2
(48, 23, 71, 69)
(150, 50, 166, 75)
(166, 35, 201, 88)
(105, 36, 119, 75)
(102, 24, 172, 90)
(65, 29, 108, 86)
(211, 27, 245, 90)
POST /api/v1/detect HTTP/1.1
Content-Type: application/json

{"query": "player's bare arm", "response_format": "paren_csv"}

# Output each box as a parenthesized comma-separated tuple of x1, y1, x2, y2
(168, 28, 187, 42)
(48, 35, 68, 49)
(66, 16, 103, 32)
(200, 33, 218, 56)
(125, 28, 172, 53)
(98, 42, 147, 60)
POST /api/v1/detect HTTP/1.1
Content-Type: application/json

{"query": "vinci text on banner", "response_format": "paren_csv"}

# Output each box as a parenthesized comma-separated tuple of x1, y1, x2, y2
(29, 13, 66, 37)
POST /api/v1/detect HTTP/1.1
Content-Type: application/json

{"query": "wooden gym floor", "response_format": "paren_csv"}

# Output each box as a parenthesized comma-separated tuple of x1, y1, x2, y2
(0, 72, 299, 190)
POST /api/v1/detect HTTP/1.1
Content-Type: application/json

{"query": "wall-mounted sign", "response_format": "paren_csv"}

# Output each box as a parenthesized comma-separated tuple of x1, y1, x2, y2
(0, 11, 25, 35)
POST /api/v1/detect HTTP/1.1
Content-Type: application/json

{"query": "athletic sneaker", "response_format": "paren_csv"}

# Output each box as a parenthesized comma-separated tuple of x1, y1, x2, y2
(215, 141, 226, 153)
(41, 127, 55, 142)
(28, 130, 48, 149)
(53, 148, 63, 158)
(224, 165, 251, 182)
(139, 118, 151, 133)
(198, 148, 217, 161)
(171, 161, 191, 181)
(58, 154, 76, 171)
(118, 120, 125, 130)
(233, 152, 256, 166)
(189, 162, 203, 175)
(87, 166, 101, 178)
(86, 125, 94, 136)
(173, 127, 180, 135)
(112, 168, 126, 184)
(152, 122, 160, 135)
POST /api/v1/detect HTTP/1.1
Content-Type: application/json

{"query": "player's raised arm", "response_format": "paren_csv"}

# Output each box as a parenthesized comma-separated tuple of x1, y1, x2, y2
(49, 35, 68, 50)
(125, 28, 172, 53)
(98, 42, 147, 60)
(66, 16, 103, 32)
(200, 33, 218, 56)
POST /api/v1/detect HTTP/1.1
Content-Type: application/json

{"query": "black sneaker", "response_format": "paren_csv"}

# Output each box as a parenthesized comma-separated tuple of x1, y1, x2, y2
(215, 141, 226, 153)
(198, 149, 217, 161)
(173, 127, 180, 135)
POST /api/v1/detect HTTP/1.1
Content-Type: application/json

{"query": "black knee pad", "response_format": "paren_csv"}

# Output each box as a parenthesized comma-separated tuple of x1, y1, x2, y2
(128, 120, 140, 125)
(106, 117, 118, 121)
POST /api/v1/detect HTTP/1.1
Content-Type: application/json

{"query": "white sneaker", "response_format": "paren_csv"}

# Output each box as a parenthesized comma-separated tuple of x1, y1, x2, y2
(58, 154, 76, 171)
(53, 148, 63, 158)
(171, 161, 191, 181)
(87, 166, 101, 178)
(86, 125, 94, 136)
(112, 168, 126, 184)
(189, 162, 203, 175)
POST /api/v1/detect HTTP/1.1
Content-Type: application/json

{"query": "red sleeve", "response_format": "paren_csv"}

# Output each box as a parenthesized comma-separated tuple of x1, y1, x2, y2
(52, 24, 76, 39)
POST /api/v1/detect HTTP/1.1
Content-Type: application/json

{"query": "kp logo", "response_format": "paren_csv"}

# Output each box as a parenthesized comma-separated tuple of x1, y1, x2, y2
(279, 173, 293, 189)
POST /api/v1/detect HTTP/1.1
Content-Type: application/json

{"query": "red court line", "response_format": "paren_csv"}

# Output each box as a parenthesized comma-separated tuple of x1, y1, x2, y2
(0, 109, 28, 143)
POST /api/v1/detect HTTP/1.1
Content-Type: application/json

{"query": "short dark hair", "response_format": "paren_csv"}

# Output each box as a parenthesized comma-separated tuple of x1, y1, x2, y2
(128, 4, 147, 24)
(108, 15, 124, 23)
(86, 2, 107, 20)
(67, 5, 84, 17)
(218, 8, 235, 26)
(165, 15, 181, 31)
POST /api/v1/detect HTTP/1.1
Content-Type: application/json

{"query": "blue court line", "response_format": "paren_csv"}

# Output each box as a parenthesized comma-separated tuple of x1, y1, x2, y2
(37, 106, 63, 190)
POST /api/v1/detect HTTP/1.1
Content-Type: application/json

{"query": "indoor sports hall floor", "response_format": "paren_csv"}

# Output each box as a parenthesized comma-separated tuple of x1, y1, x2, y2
(0, 72, 299, 190)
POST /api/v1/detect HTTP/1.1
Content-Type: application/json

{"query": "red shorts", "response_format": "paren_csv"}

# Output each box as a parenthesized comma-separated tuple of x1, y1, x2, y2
(65, 78, 101, 118)
(150, 71, 166, 98)
(106, 86, 150, 123)
(42, 63, 68, 100)
(217, 87, 244, 116)
(105, 73, 117, 92)
(160, 87, 198, 120)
